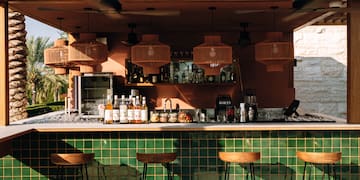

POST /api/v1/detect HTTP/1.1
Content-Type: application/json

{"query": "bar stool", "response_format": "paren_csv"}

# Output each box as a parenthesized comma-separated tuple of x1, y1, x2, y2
(296, 151, 342, 180)
(136, 152, 177, 180)
(218, 152, 261, 180)
(50, 153, 95, 180)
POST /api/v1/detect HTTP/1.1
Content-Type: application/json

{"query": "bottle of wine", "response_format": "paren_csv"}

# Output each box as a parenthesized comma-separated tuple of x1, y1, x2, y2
(104, 95, 113, 124)
(112, 95, 120, 123)
(127, 95, 134, 123)
(119, 95, 128, 124)
(141, 96, 148, 123)
(132, 96, 142, 124)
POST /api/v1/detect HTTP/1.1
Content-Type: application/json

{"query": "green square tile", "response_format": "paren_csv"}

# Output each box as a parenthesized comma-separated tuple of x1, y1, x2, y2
(225, 140, 235, 148)
(129, 140, 136, 148)
(146, 141, 155, 148)
(288, 140, 296, 147)
(155, 141, 164, 148)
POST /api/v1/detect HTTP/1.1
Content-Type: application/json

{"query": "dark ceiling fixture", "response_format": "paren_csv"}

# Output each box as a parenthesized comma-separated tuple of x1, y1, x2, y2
(121, 23, 139, 46)
(238, 22, 251, 47)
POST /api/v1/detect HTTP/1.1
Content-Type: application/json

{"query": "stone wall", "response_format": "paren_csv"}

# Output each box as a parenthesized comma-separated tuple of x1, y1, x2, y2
(294, 25, 347, 118)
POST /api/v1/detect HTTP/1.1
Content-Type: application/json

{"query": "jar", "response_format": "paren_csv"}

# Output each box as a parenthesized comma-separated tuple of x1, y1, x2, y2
(168, 113, 178, 123)
(150, 112, 160, 123)
(159, 113, 168, 123)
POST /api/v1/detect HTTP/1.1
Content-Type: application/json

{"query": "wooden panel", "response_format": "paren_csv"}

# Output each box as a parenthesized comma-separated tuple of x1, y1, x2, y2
(347, 0, 360, 124)
(0, 2, 9, 126)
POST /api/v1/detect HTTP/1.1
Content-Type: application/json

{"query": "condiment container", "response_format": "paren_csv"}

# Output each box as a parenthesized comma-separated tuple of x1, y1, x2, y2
(150, 111, 160, 123)
(160, 112, 169, 123)
(168, 112, 178, 123)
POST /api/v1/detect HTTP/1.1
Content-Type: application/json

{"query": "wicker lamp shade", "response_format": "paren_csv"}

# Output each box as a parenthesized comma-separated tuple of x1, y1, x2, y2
(255, 32, 294, 72)
(131, 34, 170, 75)
(44, 39, 69, 75)
(193, 35, 232, 75)
(68, 33, 108, 73)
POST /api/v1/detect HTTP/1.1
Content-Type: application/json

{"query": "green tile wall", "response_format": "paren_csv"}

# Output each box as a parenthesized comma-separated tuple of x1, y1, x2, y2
(0, 130, 359, 179)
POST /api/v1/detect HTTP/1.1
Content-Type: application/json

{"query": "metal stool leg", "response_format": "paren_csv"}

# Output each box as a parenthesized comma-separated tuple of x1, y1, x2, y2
(224, 162, 230, 180)
(302, 162, 307, 180)
(250, 163, 255, 180)
(79, 165, 83, 180)
(85, 164, 89, 180)
(333, 163, 337, 180)
(142, 163, 148, 180)
(164, 163, 173, 180)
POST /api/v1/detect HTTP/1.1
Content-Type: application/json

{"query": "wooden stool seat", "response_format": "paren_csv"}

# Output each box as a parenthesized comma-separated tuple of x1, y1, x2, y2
(218, 152, 260, 180)
(219, 152, 261, 163)
(51, 153, 94, 180)
(136, 153, 177, 180)
(296, 151, 341, 180)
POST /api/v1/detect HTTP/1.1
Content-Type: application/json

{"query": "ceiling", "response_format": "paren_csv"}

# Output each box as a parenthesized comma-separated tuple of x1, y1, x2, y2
(7, 0, 348, 34)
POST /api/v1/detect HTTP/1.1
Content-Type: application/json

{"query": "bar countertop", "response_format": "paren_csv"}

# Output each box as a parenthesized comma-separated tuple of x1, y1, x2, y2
(0, 112, 359, 143)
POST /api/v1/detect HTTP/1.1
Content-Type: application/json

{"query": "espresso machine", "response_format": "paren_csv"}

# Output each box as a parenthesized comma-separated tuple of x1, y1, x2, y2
(215, 95, 232, 122)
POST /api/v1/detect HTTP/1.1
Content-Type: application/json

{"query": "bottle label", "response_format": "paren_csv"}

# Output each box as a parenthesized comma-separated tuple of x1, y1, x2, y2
(127, 109, 134, 121)
(134, 109, 141, 120)
(120, 105, 128, 123)
(113, 109, 120, 121)
(104, 110, 113, 124)
(141, 109, 148, 121)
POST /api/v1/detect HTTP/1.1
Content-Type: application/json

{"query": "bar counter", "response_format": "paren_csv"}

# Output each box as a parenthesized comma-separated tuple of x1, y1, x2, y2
(1, 116, 359, 179)
(0, 116, 353, 141)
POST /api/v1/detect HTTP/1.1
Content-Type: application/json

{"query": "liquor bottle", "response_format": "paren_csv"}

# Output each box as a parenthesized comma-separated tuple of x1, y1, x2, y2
(104, 95, 113, 124)
(141, 96, 148, 123)
(112, 95, 120, 123)
(132, 96, 142, 124)
(119, 95, 128, 124)
(240, 103, 246, 123)
(127, 95, 134, 123)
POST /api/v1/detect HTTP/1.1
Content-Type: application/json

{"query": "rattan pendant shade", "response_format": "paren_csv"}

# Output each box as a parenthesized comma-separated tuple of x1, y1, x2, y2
(193, 35, 232, 75)
(68, 33, 108, 73)
(255, 32, 294, 72)
(131, 34, 170, 75)
(44, 39, 69, 75)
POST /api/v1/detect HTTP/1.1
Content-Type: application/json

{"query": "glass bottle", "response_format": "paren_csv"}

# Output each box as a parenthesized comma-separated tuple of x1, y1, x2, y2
(119, 95, 128, 124)
(132, 96, 142, 124)
(127, 95, 134, 123)
(104, 95, 113, 124)
(112, 95, 120, 123)
(141, 96, 148, 123)
(240, 103, 246, 123)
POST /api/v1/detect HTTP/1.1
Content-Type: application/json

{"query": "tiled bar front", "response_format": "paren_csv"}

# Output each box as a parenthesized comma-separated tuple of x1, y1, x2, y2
(0, 130, 359, 180)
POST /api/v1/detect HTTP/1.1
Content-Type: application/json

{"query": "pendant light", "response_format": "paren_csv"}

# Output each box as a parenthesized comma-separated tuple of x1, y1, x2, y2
(131, 34, 170, 75)
(255, 6, 294, 72)
(44, 17, 70, 75)
(68, 8, 108, 73)
(193, 7, 232, 75)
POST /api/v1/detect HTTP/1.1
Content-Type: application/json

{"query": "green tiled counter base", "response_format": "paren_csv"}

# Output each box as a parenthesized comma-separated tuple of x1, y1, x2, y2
(0, 131, 358, 179)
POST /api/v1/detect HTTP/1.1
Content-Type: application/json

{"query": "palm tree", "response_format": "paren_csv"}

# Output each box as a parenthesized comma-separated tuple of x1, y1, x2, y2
(26, 36, 68, 104)
(8, 9, 28, 121)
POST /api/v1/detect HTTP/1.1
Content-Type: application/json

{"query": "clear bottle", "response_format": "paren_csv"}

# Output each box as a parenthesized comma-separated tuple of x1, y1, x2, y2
(132, 96, 142, 124)
(127, 95, 134, 123)
(104, 95, 113, 124)
(112, 95, 120, 123)
(119, 95, 128, 124)
(141, 96, 148, 123)
(248, 107, 254, 121)
(240, 103, 246, 123)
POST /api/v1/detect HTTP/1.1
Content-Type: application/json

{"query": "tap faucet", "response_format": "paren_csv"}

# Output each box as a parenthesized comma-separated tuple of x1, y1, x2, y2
(164, 98, 173, 113)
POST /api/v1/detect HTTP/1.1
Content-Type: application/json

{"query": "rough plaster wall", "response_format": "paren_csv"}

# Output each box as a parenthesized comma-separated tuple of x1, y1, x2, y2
(294, 25, 347, 118)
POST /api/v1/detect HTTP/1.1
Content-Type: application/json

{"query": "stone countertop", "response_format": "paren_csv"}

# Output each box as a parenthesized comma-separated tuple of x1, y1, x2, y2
(1, 116, 360, 143)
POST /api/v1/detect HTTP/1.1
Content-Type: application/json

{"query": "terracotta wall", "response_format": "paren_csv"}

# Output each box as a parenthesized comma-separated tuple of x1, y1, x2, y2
(86, 31, 294, 109)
